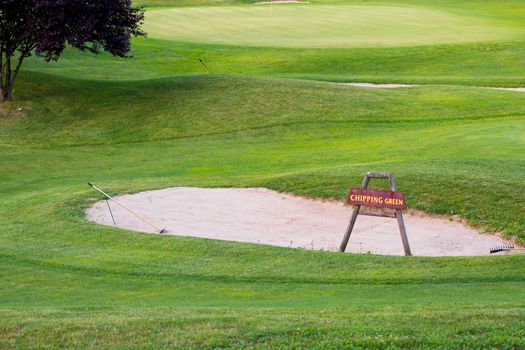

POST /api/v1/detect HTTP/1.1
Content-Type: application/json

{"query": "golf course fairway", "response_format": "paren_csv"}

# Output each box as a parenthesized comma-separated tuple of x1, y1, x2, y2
(2, 0, 525, 348)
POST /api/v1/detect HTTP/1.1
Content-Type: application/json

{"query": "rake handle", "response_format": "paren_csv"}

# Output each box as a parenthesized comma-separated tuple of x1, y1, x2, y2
(88, 183, 164, 233)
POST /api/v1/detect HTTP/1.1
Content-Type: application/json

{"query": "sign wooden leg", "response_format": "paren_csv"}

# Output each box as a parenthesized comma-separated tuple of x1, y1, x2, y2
(340, 174, 370, 252)
(396, 210, 412, 256)
(339, 205, 360, 252)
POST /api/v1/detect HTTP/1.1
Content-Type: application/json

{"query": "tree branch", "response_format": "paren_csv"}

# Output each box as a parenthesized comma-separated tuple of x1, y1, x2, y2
(10, 48, 29, 85)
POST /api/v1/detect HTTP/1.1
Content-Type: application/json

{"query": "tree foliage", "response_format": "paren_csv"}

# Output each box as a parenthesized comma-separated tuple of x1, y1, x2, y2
(0, 0, 144, 101)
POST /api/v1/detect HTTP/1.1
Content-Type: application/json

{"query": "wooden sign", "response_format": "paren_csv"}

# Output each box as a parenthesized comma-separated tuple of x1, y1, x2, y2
(348, 188, 407, 210)
(339, 172, 412, 256)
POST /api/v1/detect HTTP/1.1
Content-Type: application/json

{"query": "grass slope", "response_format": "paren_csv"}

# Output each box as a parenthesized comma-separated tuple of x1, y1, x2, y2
(2, 72, 525, 348)
(2, 0, 525, 347)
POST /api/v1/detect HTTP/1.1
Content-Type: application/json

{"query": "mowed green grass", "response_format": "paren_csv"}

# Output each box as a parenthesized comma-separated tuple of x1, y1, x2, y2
(145, 5, 521, 48)
(2, 73, 525, 348)
(2, 0, 525, 348)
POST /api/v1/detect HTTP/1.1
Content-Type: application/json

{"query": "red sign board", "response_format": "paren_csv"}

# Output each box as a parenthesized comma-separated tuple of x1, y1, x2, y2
(348, 188, 407, 210)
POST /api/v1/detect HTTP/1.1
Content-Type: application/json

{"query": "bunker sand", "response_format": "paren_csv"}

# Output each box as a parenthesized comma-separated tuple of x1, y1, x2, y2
(341, 83, 419, 88)
(337, 82, 525, 91)
(86, 187, 513, 256)
(255, 1, 308, 4)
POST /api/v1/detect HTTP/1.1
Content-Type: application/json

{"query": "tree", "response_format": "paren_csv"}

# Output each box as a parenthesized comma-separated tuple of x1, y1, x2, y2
(0, 0, 144, 102)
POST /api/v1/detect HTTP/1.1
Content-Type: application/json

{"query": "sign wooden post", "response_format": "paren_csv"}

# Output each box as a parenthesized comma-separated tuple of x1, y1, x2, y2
(339, 172, 412, 256)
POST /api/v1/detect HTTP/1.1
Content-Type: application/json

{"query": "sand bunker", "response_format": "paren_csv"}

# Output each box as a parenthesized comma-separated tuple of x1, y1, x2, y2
(86, 187, 514, 256)
(341, 83, 419, 88)
(255, 1, 308, 4)
(490, 87, 525, 92)
(339, 83, 525, 91)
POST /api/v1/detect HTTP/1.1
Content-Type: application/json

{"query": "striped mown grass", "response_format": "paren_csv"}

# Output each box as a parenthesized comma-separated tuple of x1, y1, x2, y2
(145, 5, 522, 48)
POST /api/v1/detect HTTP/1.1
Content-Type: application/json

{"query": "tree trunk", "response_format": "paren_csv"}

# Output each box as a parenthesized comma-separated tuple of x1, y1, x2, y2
(1, 84, 13, 102)
(1, 53, 25, 102)
(3, 55, 12, 101)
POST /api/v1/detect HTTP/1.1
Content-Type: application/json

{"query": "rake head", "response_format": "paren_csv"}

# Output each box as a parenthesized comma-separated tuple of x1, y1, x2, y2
(489, 244, 515, 254)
